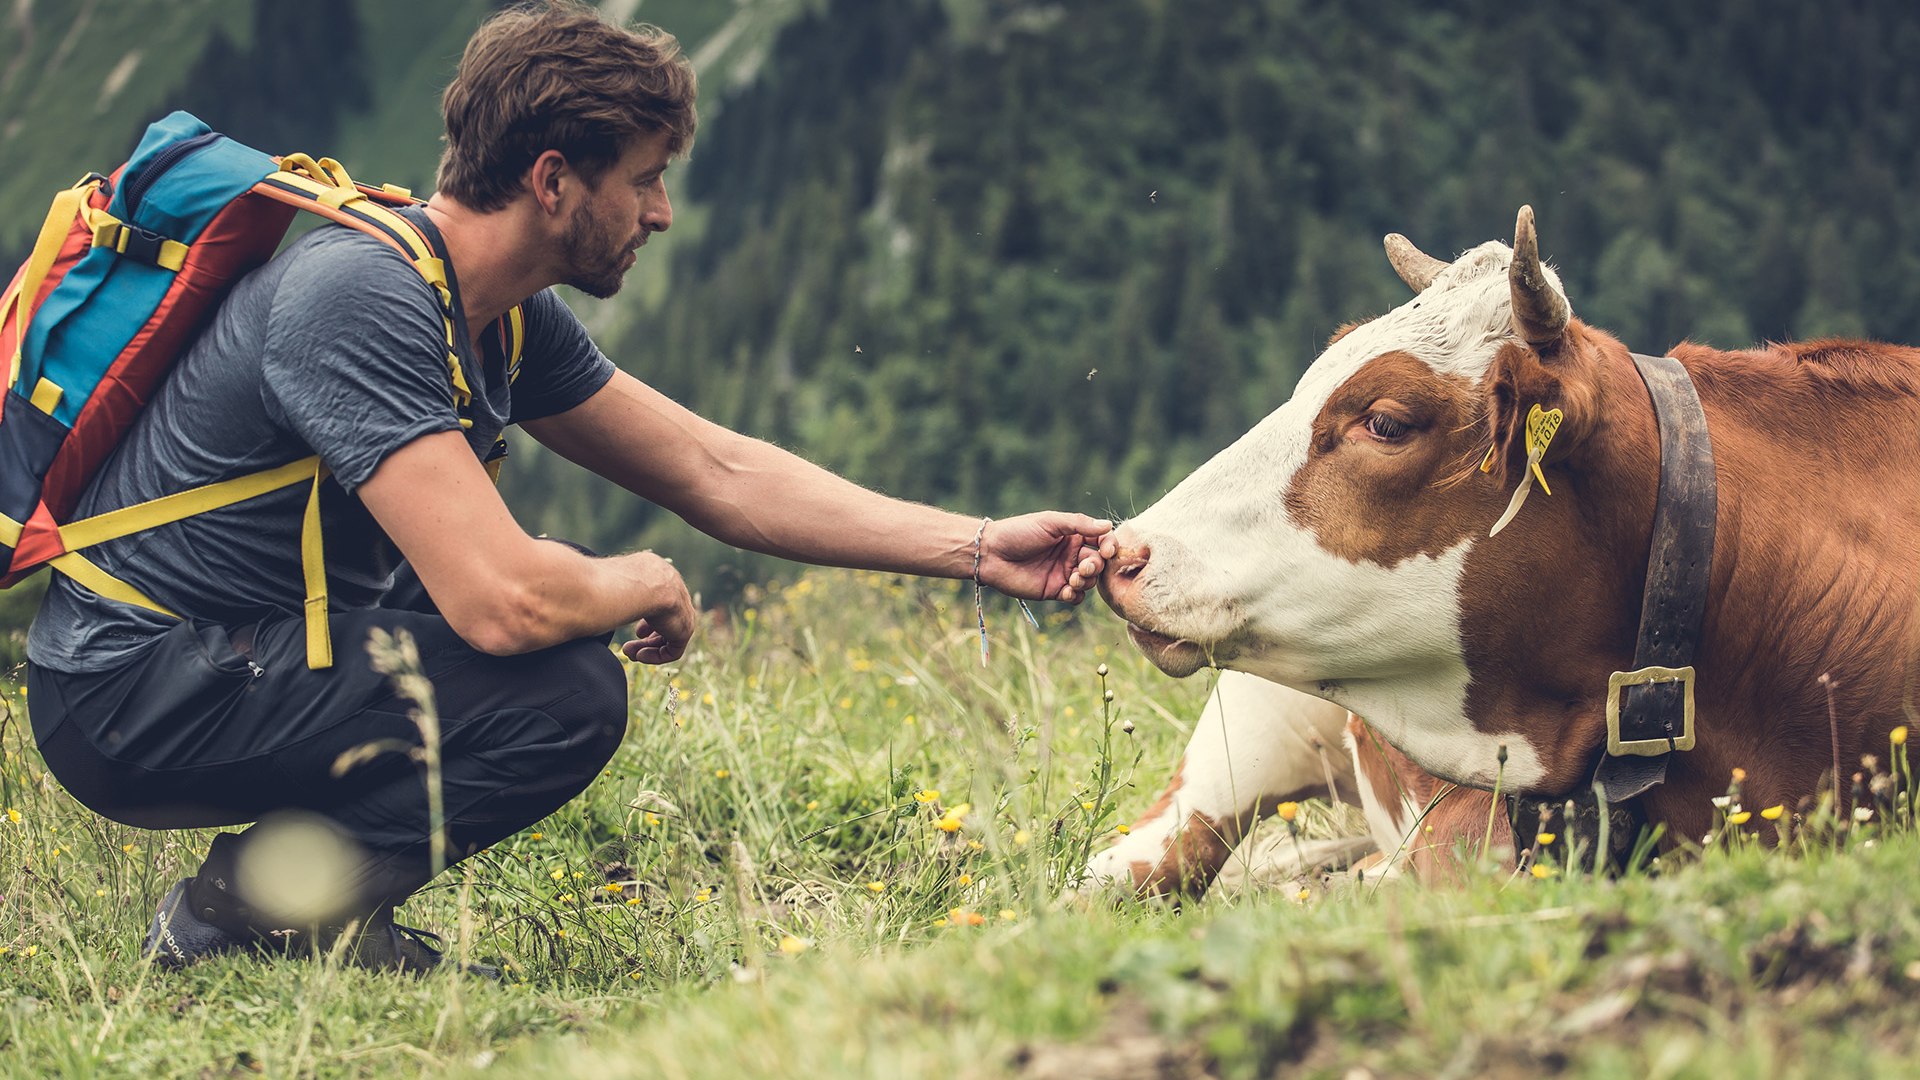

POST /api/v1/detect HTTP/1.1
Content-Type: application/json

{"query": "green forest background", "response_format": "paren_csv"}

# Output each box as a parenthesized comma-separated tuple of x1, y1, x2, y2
(3, 0, 1918, 604)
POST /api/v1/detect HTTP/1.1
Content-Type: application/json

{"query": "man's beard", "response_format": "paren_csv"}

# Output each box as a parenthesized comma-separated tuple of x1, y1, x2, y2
(562, 203, 635, 300)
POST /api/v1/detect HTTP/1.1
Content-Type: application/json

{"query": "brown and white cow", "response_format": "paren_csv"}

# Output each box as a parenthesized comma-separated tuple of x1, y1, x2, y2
(1090, 207, 1920, 896)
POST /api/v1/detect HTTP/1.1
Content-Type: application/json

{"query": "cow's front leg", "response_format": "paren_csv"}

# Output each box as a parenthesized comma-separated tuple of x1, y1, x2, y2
(1084, 671, 1356, 897)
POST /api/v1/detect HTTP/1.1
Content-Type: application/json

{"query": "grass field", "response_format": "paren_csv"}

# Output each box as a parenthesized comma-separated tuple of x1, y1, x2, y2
(2, 570, 1917, 1079)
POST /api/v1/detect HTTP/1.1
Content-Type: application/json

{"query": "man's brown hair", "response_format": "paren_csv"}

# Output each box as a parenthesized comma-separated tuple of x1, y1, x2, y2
(436, 0, 697, 211)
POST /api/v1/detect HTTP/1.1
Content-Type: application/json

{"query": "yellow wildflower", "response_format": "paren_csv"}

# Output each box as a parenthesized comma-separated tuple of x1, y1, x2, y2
(122, 844, 136, 853)
(695, 889, 711, 903)
(702, 693, 715, 706)
(558, 893, 576, 904)
(529, 832, 543, 841)
(805, 801, 819, 811)
(998, 909, 1017, 921)
(644, 813, 661, 827)
(1728, 811, 1752, 825)
(935, 803, 971, 832)
(4, 809, 17, 824)
(1013, 830, 1031, 846)
(1080, 800, 1095, 812)
(604, 883, 625, 893)
(1535, 833, 1557, 846)
(838, 697, 852, 710)
(626, 897, 641, 906)
(1295, 887, 1311, 901)
(967, 840, 984, 852)
(1530, 864, 1554, 879)
(23, 946, 35, 957)
(779, 936, 811, 954)
(957, 874, 972, 886)
(1116, 824, 1132, 835)
(1760, 805, 1786, 821)
(714, 769, 730, 779)
(867, 881, 886, 893)
(1893, 726, 1909, 747)
(903, 714, 916, 726)
(914, 790, 941, 803)
(1731, 767, 1748, 783)
(1276, 802, 1299, 823)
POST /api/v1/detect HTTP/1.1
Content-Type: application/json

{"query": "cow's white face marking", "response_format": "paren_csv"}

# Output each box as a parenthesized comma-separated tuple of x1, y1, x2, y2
(1117, 241, 1557, 789)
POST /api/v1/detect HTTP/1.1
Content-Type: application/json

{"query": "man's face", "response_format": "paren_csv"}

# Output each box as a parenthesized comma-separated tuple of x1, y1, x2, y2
(561, 131, 674, 299)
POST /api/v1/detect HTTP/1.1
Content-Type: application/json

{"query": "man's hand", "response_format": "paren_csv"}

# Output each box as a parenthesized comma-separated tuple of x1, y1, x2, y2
(619, 552, 698, 664)
(978, 512, 1117, 603)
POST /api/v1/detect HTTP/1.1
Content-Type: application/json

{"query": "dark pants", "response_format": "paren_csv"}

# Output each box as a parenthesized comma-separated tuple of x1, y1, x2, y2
(27, 563, 627, 913)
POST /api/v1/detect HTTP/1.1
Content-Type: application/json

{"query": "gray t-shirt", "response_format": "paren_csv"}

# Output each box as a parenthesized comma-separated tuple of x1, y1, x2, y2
(28, 207, 616, 674)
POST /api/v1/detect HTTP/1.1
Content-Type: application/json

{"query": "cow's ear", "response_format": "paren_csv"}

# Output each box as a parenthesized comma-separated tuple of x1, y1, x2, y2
(1479, 207, 1599, 483)
(1482, 330, 1606, 485)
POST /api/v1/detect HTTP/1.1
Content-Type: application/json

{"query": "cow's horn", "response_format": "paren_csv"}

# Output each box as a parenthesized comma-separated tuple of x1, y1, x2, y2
(1509, 205, 1569, 345)
(1384, 233, 1448, 293)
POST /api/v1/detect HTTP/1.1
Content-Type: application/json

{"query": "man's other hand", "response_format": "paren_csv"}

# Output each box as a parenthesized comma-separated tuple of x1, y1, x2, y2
(619, 552, 697, 664)
(978, 512, 1116, 604)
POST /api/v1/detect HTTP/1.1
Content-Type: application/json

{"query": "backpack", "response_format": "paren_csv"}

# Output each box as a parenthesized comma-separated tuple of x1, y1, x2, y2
(0, 111, 524, 670)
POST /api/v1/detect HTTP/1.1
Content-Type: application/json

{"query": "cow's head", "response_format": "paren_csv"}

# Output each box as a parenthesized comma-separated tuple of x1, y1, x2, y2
(1102, 208, 1653, 793)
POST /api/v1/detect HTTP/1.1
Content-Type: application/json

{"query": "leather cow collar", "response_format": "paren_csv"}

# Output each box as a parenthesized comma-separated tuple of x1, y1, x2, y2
(1593, 353, 1719, 804)
(1507, 351, 1718, 866)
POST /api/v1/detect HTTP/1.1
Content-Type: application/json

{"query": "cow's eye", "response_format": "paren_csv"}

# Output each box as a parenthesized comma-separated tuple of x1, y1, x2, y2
(1365, 413, 1410, 441)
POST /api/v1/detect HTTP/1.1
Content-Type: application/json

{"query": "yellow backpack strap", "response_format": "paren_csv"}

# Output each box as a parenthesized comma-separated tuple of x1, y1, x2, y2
(502, 303, 525, 384)
(300, 463, 331, 669)
(47, 551, 178, 617)
(255, 162, 473, 409)
(56, 455, 320, 552)
(10, 177, 100, 388)
(45, 456, 327, 641)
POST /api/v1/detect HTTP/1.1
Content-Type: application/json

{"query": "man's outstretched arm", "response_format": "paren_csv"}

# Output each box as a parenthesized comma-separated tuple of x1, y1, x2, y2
(523, 370, 1114, 601)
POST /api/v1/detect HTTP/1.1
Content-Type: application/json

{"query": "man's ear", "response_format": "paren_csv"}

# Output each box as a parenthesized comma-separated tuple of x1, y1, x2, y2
(527, 150, 570, 217)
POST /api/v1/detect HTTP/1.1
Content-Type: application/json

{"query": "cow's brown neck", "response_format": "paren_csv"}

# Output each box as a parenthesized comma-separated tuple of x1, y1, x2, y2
(1636, 339, 1920, 836)
(1461, 330, 1920, 841)
(1544, 337, 1920, 840)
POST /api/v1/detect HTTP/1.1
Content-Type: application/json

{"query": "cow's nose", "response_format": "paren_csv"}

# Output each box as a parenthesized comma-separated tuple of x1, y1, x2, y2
(1098, 534, 1151, 612)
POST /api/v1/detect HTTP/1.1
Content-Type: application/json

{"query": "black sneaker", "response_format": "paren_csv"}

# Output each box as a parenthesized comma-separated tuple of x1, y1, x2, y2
(143, 879, 245, 968)
(345, 909, 499, 979)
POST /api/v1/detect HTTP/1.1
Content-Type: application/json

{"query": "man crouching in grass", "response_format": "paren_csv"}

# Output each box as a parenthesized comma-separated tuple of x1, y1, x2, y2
(25, 0, 1113, 975)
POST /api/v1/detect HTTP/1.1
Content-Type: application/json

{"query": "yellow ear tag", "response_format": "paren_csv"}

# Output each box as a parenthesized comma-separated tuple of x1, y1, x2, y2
(1524, 404, 1563, 495)
(1488, 404, 1564, 538)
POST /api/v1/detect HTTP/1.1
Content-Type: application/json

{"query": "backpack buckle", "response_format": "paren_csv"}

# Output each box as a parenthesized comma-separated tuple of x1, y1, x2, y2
(116, 225, 169, 266)
(92, 222, 183, 270)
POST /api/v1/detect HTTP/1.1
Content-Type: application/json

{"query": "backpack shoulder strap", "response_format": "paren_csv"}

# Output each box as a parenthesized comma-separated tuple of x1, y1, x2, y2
(252, 155, 474, 410)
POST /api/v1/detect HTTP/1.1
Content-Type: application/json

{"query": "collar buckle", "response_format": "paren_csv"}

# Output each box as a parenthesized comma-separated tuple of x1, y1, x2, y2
(1605, 665, 1697, 756)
